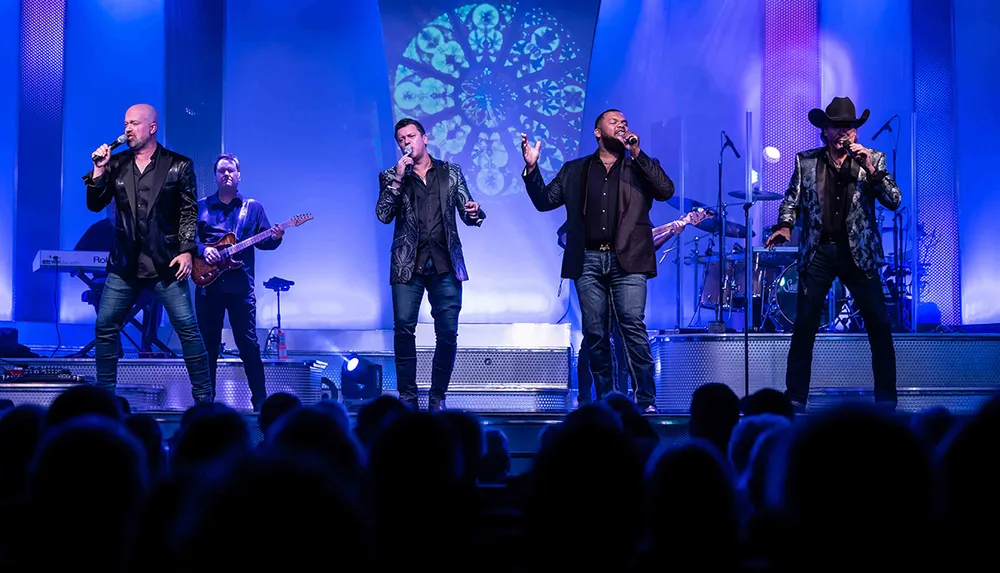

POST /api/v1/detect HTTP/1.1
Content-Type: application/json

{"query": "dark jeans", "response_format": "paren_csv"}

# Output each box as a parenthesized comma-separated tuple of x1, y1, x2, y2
(391, 271, 462, 404)
(577, 313, 631, 403)
(196, 287, 267, 409)
(95, 273, 211, 400)
(576, 250, 655, 408)
(785, 240, 897, 405)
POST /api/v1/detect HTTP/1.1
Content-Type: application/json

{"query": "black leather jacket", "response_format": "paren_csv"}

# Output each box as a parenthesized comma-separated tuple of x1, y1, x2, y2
(82, 144, 198, 281)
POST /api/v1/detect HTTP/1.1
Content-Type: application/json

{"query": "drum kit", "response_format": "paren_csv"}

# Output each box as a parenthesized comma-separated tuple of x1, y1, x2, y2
(665, 190, 868, 333)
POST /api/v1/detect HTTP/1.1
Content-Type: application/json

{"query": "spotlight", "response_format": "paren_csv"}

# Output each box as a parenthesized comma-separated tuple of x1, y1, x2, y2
(763, 146, 781, 164)
(340, 354, 382, 407)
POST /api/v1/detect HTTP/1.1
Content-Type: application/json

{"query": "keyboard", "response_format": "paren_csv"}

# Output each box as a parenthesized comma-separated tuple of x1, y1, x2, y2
(33, 250, 109, 272)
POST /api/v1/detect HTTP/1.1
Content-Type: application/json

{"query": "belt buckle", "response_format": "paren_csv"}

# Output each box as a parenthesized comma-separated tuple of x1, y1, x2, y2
(598, 243, 612, 252)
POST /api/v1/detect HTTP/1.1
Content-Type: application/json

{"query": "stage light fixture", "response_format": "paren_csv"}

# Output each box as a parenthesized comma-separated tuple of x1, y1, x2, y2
(340, 354, 382, 405)
(763, 146, 781, 164)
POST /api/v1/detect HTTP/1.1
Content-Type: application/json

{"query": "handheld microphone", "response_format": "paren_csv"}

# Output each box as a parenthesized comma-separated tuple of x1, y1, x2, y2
(403, 145, 413, 174)
(871, 114, 898, 142)
(625, 134, 638, 146)
(91, 134, 127, 162)
(842, 137, 863, 163)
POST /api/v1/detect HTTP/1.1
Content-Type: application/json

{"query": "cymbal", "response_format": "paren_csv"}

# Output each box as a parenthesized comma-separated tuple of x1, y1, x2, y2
(728, 189, 783, 201)
(693, 216, 755, 239)
(666, 197, 718, 214)
(697, 252, 747, 264)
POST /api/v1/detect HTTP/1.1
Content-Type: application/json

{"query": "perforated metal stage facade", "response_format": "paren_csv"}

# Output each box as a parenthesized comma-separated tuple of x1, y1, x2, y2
(650, 334, 1000, 414)
(316, 347, 572, 413)
(1, 336, 996, 415)
(0, 359, 323, 411)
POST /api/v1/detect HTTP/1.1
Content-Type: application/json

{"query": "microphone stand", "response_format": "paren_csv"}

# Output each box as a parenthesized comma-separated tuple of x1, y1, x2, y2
(709, 132, 739, 333)
(743, 196, 754, 398)
(873, 116, 904, 329)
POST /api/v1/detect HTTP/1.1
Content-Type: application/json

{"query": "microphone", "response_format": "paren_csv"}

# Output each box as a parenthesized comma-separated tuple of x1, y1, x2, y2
(625, 134, 638, 146)
(871, 114, 898, 142)
(842, 137, 863, 163)
(91, 134, 127, 162)
(403, 145, 413, 174)
(722, 131, 741, 158)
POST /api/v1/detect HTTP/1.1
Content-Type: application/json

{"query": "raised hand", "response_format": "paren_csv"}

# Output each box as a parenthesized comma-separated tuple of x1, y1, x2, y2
(520, 133, 542, 173)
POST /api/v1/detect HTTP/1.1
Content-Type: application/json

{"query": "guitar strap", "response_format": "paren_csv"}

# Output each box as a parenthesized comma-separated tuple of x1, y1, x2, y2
(235, 198, 253, 239)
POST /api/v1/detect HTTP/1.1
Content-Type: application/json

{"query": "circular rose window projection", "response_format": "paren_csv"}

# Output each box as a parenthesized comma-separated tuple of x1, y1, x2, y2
(390, 3, 587, 198)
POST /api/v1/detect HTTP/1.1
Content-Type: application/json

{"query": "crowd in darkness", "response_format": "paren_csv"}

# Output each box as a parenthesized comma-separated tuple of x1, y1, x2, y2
(0, 383, 994, 572)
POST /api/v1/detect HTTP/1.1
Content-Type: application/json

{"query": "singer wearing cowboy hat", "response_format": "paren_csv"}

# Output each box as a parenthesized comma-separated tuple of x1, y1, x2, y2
(765, 96, 902, 412)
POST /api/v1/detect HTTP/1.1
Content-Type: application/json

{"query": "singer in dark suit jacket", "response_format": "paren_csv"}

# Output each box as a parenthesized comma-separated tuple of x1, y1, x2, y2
(83, 103, 211, 402)
(521, 109, 674, 413)
(376, 118, 485, 411)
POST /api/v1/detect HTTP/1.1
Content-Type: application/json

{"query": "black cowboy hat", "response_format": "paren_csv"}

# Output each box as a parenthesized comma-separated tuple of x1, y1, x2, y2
(808, 96, 870, 129)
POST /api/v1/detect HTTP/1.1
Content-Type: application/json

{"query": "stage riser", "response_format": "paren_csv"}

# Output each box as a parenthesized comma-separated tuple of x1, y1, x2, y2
(0, 359, 321, 411)
(316, 348, 571, 392)
(651, 334, 1000, 413)
(405, 389, 569, 413)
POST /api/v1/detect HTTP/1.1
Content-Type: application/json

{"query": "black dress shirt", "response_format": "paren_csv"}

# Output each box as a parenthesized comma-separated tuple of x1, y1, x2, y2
(409, 164, 451, 275)
(196, 192, 281, 294)
(585, 154, 621, 249)
(820, 151, 854, 242)
(133, 147, 160, 278)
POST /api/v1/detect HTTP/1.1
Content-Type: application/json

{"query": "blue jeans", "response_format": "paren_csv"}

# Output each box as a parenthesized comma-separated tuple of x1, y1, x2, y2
(576, 309, 631, 403)
(576, 250, 656, 408)
(95, 273, 212, 400)
(391, 271, 462, 404)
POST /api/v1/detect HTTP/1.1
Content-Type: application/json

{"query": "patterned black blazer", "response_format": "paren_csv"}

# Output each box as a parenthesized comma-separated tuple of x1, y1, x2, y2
(376, 158, 485, 285)
(778, 147, 902, 272)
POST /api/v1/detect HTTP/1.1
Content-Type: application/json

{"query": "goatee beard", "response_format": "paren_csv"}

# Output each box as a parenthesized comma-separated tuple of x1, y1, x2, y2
(601, 134, 625, 153)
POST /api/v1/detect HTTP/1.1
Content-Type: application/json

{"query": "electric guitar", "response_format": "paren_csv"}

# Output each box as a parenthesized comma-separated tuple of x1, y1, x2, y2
(192, 213, 313, 287)
(652, 209, 712, 249)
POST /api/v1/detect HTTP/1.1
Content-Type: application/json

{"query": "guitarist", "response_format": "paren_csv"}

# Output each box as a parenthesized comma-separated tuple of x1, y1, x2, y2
(195, 153, 284, 411)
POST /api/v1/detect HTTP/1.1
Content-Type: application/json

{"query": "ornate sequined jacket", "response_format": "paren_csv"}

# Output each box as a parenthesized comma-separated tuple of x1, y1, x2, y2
(376, 158, 485, 285)
(778, 147, 901, 272)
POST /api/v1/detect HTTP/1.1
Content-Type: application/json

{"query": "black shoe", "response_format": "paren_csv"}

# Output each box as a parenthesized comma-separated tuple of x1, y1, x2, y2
(428, 397, 446, 412)
(875, 400, 897, 414)
(251, 395, 266, 413)
(790, 400, 807, 414)
(401, 397, 419, 411)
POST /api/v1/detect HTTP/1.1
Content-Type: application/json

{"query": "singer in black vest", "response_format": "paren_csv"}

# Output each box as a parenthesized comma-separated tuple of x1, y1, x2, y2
(195, 154, 283, 412)
(765, 97, 901, 412)
(83, 103, 212, 402)
(376, 118, 485, 412)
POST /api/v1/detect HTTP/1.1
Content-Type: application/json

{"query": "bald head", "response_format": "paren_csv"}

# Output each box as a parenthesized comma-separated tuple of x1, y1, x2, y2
(124, 104, 159, 152)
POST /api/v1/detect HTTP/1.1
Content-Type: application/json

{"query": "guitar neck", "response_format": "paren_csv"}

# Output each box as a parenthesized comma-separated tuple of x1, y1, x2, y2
(223, 218, 293, 255)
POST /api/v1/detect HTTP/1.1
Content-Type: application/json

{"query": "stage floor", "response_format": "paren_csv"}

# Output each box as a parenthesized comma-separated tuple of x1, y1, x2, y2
(1, 333, 997, 415)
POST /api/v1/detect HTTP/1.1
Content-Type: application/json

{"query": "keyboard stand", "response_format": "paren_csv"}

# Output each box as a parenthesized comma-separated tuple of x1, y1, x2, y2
(69, 270, 176, 358)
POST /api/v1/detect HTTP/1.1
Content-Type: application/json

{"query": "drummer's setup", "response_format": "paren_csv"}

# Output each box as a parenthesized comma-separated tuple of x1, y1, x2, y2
(664, 189, 912, 333)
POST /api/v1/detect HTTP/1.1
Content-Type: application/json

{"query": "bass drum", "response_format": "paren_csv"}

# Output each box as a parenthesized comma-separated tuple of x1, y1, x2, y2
(769, 265, 847, 332)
